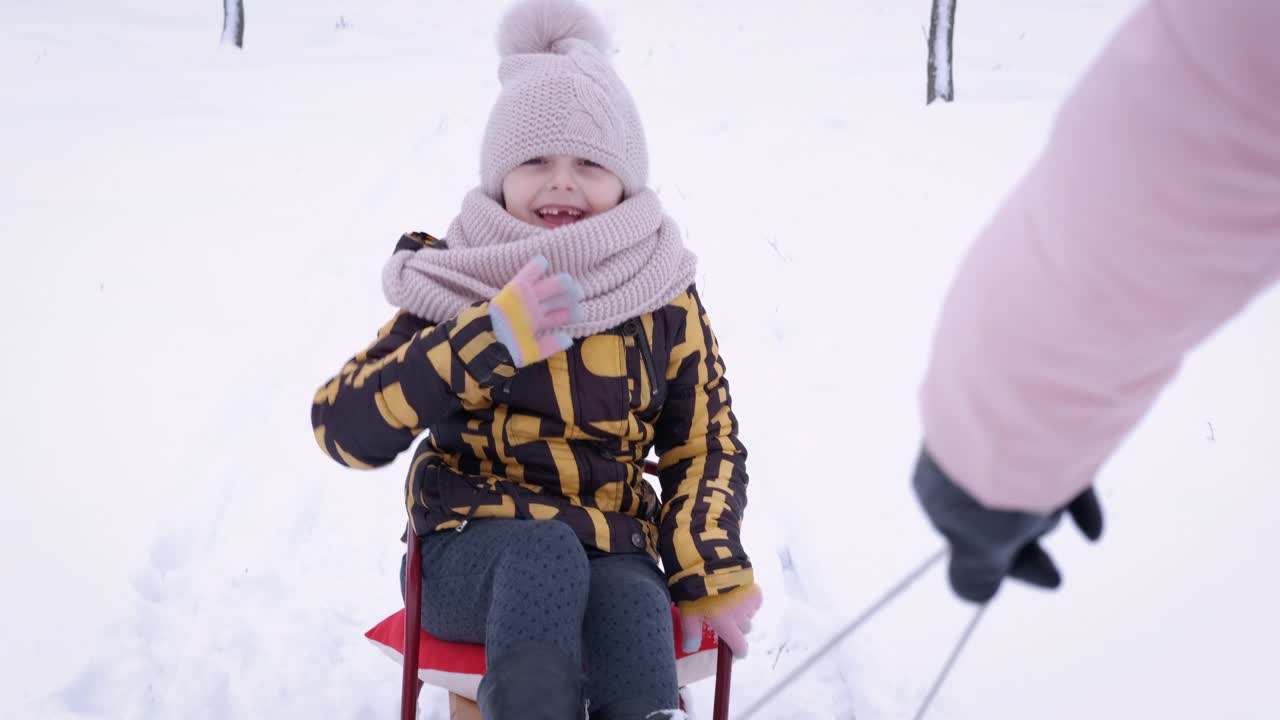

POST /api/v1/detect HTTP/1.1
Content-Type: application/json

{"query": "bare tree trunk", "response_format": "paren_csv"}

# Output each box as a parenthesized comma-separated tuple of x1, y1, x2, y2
(221, 0, 244, 48)
(926, 0, 956, 104)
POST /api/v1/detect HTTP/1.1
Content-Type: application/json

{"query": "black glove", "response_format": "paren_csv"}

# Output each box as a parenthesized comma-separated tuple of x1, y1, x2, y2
(912, 446, 1104, 603)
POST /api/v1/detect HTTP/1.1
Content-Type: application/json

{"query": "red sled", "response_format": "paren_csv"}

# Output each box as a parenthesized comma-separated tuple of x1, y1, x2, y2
(367, 517, 735, 718)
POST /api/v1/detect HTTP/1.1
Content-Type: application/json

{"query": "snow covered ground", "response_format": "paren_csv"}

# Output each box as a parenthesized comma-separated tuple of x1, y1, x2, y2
(4, 1, 1279, 718)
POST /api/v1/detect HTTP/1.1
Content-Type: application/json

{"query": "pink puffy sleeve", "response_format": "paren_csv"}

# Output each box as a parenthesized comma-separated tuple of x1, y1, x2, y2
(920, 0, 1280, 513)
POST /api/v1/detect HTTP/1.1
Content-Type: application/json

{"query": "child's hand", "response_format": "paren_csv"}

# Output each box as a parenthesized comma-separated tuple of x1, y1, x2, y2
(489, 255, 585, 367)
(680, 583, 763, 659)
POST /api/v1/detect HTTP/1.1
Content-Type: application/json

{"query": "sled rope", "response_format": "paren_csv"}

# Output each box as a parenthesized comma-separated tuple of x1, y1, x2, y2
(735, 548, 945, 718)
(737, 547, 985, 720)
(911, 602, 987, 720)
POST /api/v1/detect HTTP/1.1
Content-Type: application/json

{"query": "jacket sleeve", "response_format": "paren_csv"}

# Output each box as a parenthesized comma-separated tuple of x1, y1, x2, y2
(654, 287, 753, 607)
(311, 303, 516, 469)
(920, 0, 1280, 513)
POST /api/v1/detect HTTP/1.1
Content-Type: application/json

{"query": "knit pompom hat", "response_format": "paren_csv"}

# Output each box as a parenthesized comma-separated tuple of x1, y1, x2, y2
(480, 0, 648, 200)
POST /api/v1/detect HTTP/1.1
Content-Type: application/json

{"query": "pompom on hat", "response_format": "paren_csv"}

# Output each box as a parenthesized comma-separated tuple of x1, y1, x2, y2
(480, 0, 649, 200)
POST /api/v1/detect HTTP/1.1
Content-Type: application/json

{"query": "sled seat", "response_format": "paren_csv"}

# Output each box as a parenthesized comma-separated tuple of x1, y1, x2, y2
(366, 604, 717, 717)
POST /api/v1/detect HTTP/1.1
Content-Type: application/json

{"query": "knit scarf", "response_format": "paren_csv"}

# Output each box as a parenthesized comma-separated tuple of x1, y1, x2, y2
(382, 188, 697, 337)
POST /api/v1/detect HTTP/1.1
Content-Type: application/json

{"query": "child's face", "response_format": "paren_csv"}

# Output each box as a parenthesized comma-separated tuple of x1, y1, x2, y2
(501, 154, 624, 229)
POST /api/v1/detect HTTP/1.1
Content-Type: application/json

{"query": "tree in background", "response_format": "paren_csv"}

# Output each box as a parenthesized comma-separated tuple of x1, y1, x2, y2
(927, 0, 956, 103)
(222, 0, 244, 48)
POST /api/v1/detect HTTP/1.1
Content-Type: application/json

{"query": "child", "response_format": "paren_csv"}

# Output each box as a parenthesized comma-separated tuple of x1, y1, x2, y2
(311, 1, 760, 717)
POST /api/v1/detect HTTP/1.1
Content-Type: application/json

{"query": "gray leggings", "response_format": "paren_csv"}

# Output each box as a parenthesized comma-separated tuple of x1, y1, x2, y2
(401, 518, 679, 714)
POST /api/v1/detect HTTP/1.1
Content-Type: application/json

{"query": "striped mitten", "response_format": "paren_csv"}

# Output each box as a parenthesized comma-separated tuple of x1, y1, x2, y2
(488, 255, 585, 367)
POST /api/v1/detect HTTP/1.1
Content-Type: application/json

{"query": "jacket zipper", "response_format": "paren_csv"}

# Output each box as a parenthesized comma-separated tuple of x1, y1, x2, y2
(623, 319, 659, 401)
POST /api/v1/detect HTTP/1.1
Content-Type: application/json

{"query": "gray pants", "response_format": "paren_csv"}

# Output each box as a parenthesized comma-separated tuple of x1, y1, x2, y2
(402, 518, 679, 716)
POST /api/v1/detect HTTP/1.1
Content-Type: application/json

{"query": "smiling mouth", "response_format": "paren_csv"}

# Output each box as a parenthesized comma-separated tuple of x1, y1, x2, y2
(536, 206, 586, 227)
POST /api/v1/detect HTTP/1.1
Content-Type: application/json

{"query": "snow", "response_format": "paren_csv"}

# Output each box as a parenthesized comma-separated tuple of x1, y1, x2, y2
(4, 1, 1279, 718)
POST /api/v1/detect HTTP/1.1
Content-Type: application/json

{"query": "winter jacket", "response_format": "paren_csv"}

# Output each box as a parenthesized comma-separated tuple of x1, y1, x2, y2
(312, 233, 753, 608)
(920, 0, 1280, 513)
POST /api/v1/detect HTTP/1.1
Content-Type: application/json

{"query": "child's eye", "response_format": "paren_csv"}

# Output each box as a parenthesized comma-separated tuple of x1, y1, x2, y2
(521, 157, 547, 166)
(577, 158, 602, 168)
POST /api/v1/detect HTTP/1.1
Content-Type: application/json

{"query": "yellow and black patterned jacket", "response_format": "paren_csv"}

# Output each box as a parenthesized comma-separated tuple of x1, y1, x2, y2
(311, 233, 752, 609)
